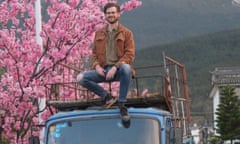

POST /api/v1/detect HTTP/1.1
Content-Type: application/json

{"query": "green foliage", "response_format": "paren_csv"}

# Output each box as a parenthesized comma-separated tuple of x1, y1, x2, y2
(0, 134, 10, 144)
(215, 85, 240, 141)
(209, 135, 221, 144)
(134, 28, 240, 113)
(0, 68, 4, 75)
(0, 68, 5, 80)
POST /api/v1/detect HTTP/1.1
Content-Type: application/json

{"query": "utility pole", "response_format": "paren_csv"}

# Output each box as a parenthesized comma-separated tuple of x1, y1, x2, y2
(35, 0, 45, 144)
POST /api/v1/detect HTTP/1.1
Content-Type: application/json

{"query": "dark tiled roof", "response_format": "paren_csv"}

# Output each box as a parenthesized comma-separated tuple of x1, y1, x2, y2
(211, 67, 240, 86)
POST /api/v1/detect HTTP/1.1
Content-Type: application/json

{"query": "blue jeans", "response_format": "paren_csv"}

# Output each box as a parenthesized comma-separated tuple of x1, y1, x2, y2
(79, 64, 132, 102)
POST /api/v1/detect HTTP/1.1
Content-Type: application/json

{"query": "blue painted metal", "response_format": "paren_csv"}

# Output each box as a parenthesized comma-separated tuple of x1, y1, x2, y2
(44, 107, 173, 144)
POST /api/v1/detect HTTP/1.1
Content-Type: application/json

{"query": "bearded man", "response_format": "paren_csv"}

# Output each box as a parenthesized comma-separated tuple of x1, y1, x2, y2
(78, 2, 135, 120)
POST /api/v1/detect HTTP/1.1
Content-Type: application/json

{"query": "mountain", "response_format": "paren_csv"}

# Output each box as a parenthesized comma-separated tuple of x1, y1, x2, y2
(133, 28, 240, 115)
(120, 0, 240, 49)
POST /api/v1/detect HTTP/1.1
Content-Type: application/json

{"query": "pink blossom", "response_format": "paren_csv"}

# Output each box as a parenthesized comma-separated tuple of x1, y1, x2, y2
(0, 0, 141, 143)
(14, 121, 21, 130)
(121, 0, 142, 11)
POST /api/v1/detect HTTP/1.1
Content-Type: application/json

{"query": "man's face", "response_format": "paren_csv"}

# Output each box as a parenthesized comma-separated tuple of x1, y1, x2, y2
(105, 7, 120, 24)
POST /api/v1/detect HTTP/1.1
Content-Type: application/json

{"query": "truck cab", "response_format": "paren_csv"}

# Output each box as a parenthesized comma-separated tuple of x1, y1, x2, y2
(45, 106, 181, 144)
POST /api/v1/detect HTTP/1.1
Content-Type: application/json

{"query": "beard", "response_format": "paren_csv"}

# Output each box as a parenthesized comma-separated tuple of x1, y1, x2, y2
(106, 17, 119, 24)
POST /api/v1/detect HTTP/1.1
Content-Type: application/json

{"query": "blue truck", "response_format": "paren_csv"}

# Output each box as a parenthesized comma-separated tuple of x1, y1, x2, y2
(30, 55, 193, 144)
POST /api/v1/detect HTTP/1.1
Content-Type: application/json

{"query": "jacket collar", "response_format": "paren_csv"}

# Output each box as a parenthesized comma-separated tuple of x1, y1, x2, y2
(100, 23, 124, 33)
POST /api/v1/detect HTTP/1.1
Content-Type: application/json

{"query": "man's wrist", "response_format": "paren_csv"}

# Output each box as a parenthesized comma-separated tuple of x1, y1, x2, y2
(95, 65, 101, 70)
(113, 65, 118, 70)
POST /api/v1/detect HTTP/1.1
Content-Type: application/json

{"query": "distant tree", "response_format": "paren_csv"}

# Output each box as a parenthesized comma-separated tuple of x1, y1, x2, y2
(215, 85, 240, 143)
(209, 135, 222, 144)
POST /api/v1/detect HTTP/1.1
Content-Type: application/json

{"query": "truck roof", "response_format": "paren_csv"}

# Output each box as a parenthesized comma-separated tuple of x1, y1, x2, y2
(47, 106, 172, 122)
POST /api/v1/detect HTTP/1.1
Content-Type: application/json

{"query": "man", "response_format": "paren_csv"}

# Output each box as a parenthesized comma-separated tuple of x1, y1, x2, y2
(77, 2, 135, 120)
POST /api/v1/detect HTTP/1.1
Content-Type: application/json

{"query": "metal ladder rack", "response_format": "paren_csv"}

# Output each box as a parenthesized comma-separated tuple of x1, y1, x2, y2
(44, 54, 191, 138)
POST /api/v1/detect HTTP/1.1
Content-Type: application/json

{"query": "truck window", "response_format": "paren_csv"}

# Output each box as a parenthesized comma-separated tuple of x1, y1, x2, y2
(47, 117, 160, 144)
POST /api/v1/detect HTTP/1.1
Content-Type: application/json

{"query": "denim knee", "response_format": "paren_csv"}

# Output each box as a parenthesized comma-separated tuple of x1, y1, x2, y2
(119, 64, 131, 75)
(78, 77, 84, 86)
(78, 73, 86, 86)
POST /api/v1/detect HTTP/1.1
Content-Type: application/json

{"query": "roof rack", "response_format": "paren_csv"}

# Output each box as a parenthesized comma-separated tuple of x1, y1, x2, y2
(47, 93, 169, 111)
(44, 54, 192, 138)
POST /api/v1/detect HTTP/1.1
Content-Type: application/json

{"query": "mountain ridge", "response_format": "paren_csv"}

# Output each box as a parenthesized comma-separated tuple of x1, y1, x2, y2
(134, 28, 240, 115)
(120, 0, 240, 49)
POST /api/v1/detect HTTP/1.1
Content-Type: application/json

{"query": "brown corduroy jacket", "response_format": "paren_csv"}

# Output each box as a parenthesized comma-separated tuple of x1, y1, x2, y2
(92, 23, 135, 76)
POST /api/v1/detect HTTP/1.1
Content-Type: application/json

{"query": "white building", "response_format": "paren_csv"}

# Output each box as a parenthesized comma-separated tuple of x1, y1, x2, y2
(209, 67, 240, 135)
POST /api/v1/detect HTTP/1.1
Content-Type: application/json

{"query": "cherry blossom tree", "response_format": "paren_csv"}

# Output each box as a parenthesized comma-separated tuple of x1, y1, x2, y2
(0, 0, 142, 143)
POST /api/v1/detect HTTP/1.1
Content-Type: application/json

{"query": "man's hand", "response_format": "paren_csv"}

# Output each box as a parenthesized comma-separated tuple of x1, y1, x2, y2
(76, 73, 83, 81)
(106, 66, 117, 80)
(95, 65, 105, 77)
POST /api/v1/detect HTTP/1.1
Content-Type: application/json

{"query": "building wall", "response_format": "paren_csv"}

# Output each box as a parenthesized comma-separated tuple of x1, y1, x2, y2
(209, 67, 240, 135)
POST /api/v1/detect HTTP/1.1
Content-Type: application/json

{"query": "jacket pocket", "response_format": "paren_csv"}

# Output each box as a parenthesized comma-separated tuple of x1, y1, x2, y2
(116, 36, 125, 57)
(95, 36, 105, 54)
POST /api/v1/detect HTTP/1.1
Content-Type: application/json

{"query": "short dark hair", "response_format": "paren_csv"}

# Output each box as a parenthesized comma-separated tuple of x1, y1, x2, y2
(103, 3, 120, 14)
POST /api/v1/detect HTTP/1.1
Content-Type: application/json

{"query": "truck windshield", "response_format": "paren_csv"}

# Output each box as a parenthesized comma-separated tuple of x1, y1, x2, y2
(47, 117, 160, 144)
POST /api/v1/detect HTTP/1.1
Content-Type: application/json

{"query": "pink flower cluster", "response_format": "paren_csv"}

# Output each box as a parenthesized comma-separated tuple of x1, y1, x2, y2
(121, 0, 142, 11)
(0, 0, 141, 143)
